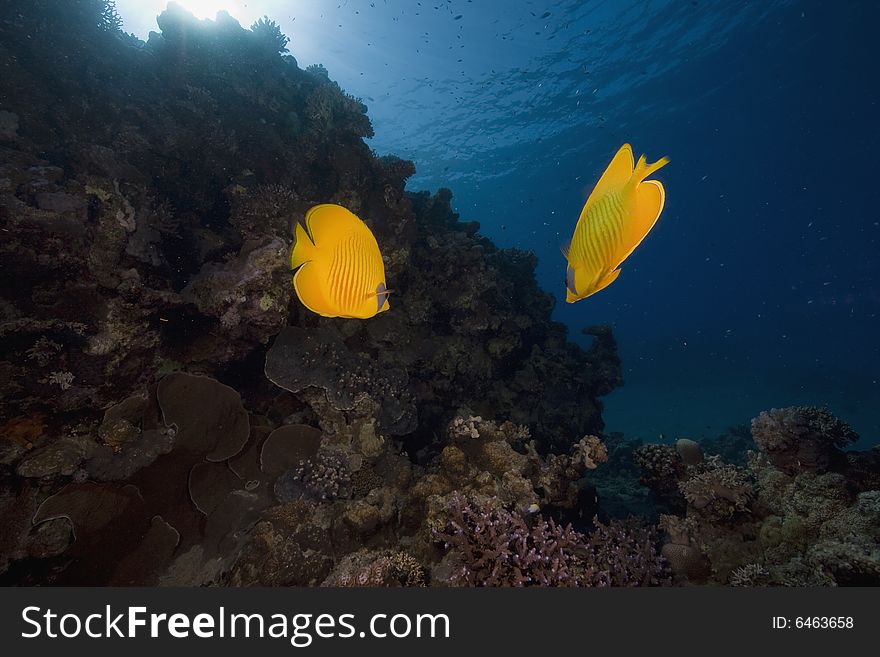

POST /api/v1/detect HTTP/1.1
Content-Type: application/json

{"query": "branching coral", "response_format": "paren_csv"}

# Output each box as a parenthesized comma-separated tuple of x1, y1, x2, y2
(585, 518, 670, 587)
(26, 337, 62, 366)
(729, 563, 770, 587)
(250, 16, 289, 53)
(433, 494, 667, 587)
(46, 370, 75, 391)
(433, 493, 592, 587)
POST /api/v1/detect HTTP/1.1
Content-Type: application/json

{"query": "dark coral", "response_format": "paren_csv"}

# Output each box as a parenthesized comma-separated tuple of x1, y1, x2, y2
(751, 406, 858, 474)
(633, 443, 686, 511)
(265, 325, 417, 437)
(585, 518, 670, 587)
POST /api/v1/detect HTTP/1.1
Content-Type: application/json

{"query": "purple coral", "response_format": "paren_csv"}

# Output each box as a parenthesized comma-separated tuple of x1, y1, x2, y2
(751, 406, 858, 474)
(434, 493, 668, 587)
(433, 493, 587, 586)
(586, 518, 670, 587)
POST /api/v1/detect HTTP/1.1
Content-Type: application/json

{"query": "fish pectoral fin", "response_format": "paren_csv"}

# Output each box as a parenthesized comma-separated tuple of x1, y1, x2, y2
(560, 239, 572, 259)
(292, 262, 336, 317)
(566, 268, 621, 303)
(614, 179, 665, 268)
(304, 204, 359, 244)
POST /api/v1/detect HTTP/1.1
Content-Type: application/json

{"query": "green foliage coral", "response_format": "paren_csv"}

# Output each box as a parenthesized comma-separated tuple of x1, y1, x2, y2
(251, 16, 290, 53)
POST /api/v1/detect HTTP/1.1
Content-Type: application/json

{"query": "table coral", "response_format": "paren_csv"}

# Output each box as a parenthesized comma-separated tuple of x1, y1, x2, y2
(265, 325, 417, 437)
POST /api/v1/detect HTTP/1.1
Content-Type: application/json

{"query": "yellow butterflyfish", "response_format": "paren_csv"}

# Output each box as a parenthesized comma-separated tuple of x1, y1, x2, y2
(563, 144, 669, 303)
(290, 204, 391, 318)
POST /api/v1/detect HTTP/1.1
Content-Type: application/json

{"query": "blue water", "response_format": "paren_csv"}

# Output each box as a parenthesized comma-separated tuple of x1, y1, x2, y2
(120, 0, 880, 446)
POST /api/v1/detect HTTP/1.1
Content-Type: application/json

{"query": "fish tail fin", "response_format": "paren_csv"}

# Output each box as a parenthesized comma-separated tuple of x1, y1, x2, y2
(291, 222, 316, 270)
(631, 153, 670, 184)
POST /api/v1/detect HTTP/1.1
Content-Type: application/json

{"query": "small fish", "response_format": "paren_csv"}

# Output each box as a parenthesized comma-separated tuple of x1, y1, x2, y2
(563, 143, 668, 302)
(290, 204, 391, 319)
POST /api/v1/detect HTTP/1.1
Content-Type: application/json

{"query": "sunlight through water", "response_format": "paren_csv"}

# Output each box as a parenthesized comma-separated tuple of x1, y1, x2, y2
(175, 0, 240, 21)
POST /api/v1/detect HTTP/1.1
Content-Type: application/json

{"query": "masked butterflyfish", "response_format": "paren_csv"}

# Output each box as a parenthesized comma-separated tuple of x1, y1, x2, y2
(290, 204, 391, 319)
(563, 143, 669, 303)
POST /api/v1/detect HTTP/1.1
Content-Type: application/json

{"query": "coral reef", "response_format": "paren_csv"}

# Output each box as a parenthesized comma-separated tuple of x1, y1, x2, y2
(2, 1, 873, 589)
(0, 1, 626, 586)
(635, 407, 879, 586)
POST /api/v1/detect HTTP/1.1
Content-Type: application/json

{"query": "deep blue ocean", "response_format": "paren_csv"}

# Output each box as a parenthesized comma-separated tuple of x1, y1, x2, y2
(119, 0, 880, 446)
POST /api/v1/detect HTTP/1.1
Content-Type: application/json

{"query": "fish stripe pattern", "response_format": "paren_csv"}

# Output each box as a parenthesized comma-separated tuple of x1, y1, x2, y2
(290, 204, 390, 319)
(562, 144, 668, 303)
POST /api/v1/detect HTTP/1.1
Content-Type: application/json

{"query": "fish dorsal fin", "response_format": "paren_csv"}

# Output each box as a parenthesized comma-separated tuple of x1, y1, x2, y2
(304, 204, 361, 245)
(290, 222, 315, 270)
(613, 179, 665, 268)
(580, 144, 634, 220)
